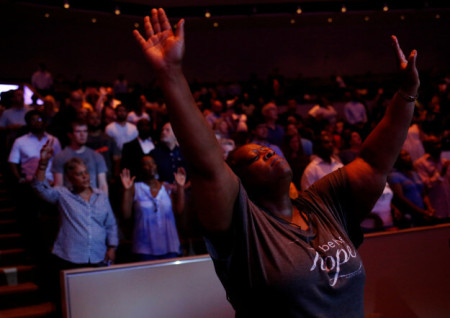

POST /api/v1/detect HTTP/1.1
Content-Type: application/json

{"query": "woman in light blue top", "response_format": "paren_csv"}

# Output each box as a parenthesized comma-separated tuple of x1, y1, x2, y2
(120, 155, 186, 261)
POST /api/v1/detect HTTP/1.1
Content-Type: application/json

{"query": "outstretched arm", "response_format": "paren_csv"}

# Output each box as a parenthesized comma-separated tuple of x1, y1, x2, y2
(120, 168, 135, 220)
(344, 36, 420, 221)
(134, 10, 239, 233)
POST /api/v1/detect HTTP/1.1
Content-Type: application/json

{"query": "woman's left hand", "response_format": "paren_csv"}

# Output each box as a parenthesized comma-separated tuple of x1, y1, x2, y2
(174, 167, 186, 187)
(392, 35, 420, 96)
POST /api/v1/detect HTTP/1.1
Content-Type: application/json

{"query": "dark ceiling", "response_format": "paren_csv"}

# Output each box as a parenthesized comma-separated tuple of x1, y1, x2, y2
(12, 0, 450, 19)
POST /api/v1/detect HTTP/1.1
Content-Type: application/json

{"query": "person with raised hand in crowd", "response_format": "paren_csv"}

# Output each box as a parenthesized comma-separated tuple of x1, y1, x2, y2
(120, 157, 186, 261)
(133, 9, 419, 316)
(33, 138, 118, 313)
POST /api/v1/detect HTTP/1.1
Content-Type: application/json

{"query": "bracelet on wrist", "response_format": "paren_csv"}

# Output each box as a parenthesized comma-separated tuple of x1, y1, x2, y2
(398, 90, 418, 102)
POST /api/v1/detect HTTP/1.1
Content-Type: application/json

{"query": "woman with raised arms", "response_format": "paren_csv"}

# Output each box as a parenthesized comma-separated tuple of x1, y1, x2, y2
(133, 9, 419, 317)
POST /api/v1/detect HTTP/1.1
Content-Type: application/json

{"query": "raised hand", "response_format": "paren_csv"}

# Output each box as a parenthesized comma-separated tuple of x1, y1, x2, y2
(391, 35, 420, 96)
(174, 167, 186, 187)
(40, 138, 54, 162)
(133, 8, 185, 72)
(120, 168, 136, 190)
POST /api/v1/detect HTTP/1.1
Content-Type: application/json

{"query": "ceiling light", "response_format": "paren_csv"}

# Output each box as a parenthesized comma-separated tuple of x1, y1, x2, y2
(63, 0, 70, 9)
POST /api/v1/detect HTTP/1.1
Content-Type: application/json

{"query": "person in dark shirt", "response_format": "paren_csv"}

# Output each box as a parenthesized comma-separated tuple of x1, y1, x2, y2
(150, 122, 186, 184)
(133, 9, 419, 316)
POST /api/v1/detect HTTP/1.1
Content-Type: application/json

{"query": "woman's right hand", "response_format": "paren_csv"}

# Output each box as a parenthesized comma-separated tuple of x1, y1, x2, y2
(120, 168, 136, 190)
(133, 8, 185, 72)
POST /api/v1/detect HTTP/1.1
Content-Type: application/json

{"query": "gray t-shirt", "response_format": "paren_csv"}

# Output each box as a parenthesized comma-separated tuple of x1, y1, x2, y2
(51, 146, 107, 189)
(205, 168, 365, 318)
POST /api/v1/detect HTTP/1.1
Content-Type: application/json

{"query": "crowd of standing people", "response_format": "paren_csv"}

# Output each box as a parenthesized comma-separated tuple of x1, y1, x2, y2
(0, 16, 450, 313)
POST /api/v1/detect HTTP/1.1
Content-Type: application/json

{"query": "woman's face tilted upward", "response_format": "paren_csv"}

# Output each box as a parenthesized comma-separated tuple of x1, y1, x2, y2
(228, 144, 292, 191)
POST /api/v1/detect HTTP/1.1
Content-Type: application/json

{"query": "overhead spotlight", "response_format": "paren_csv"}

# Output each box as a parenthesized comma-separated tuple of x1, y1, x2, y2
(296, 6, 302, 14)
(341, 5, 347, 13)
(63, 0, 70, 9)
(383, 4, 389, 12)
(114, 6, 121, 15)
(205, 10, 211, 18)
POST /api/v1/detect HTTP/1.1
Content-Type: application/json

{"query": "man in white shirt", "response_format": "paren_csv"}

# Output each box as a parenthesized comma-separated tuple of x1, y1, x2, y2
(105, 104, 138, 151)
(301, 132, 343, 190)
(9, 110, 61, 183)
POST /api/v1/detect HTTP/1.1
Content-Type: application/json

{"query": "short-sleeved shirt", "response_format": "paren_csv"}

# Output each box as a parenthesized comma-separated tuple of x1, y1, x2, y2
(86, 133, 120, 178)
(0, 106, 30, 127)
(105, 121, 138, 151)
(51, 146, 107, 189)
(8, 132, 61, 181)
(205, 168, 365, 317)
(388, 170, 424, 209)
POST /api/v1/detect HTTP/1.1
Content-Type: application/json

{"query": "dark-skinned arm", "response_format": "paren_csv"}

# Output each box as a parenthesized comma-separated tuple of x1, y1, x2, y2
(133, 9, 239, 233)
(344, 36, 420, 222)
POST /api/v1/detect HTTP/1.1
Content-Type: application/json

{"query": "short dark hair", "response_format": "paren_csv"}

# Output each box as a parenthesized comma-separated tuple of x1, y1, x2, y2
(69, 119, 88, 133)
(25, 110, 46, 126)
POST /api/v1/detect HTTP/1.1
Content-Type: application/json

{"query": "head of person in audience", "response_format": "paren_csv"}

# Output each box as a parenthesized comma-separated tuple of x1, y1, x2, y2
(105, 87, 115, 102)
(250, 119, 269, 142)
(11, 89, 24, 108)
(102, 105, 116, 127)
(314, 131, 334, 162)
(160, 122, 178, 148)
(394, 150, 414, 172)
(86, 111, 102, 132)
(68, 120, 88, 148)
(25, 110, 47, 135)
(64, 157, 90, 192)
(211, 99, 224, 115)
(344, 130, 362, 150)
(137, 118, 152, 140)
(139, 155, 158, 180)
(423, 135, 442, 160)
(261, 102, 278, 121)
(115, 104, 128, 123)
(286, 124, 299, 136)
(286, 99, 298, 113)
(213, 117, 231, 138)
(284, 133, 303, 156)
(42, 95, 58, 116)
(69, 91, 84, 111)
(76, 107, 89, 121)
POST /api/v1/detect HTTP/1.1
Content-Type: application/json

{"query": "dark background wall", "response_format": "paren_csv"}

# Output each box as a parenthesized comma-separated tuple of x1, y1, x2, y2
(1, 3, 449, 86)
